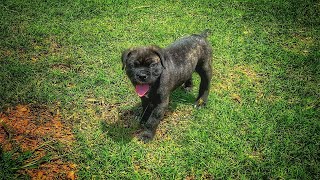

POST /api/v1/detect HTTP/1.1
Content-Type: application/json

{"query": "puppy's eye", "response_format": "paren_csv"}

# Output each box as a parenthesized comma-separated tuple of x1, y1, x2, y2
(150, 63, 157, 68)
(134, 62, 140, 66)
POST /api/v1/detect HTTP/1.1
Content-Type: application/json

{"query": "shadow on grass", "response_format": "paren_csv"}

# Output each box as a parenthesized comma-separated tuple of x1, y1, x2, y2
(100, 104, 141, 143)
(239, 0, 319, 27)
(100, 88, 196, 143)
(170, 88, 197, 110)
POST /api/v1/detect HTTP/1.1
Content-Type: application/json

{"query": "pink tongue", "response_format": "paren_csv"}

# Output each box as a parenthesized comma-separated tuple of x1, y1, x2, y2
(135, 84, 150, 97)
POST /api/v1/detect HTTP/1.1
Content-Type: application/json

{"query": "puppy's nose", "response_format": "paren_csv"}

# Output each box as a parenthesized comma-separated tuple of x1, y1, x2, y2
(138, 73, 148, 80)
(136, 70, 149, 80)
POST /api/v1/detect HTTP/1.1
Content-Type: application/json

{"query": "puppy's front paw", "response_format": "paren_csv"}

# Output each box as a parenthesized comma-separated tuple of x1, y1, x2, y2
(138, 130, 154, 143)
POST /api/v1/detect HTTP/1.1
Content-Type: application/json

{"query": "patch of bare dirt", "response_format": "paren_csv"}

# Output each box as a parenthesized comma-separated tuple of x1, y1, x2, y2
(0, 104, 76, 180)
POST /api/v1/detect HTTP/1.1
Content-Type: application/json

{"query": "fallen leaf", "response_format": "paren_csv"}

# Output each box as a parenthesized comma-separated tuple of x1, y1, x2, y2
(67, 171, 75, 180)
(231, 94, 241, 103)
(16, 105, 29, 113)
(36, 171, 44, 180)
(86, 98, 98, 102)
(70, 163, 77, 169)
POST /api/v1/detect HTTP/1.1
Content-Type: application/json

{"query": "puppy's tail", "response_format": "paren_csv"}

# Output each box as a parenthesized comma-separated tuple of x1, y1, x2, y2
(200, 29, 211, 38)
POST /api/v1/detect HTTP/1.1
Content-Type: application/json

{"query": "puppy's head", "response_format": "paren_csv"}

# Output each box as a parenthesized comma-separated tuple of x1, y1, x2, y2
(122, 46, 165, 97)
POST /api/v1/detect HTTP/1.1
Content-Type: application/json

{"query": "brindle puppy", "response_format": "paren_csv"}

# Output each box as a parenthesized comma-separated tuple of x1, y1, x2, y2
(122, 30, 212, 142)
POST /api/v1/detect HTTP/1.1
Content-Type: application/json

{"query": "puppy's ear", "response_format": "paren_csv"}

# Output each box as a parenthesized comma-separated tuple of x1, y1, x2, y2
(150, 46, 166, 69)
(121, 48, 134, 70)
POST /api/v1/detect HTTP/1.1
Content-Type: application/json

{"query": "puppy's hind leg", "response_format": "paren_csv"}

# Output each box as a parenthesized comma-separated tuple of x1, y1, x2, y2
(195, 63, 212, 107)
(183, 78, 193, 92)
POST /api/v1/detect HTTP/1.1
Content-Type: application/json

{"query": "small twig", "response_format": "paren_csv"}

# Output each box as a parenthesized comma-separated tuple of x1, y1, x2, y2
(15, 160, 42, 170)
(10, 140, 56, 170)
(48, 153, 69, 161)
(133, 5, 151, 10)
(32, 140, 56, 152)
(12, 154, 50, 170)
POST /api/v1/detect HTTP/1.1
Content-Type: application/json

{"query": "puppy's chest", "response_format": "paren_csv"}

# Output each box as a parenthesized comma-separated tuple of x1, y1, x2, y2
(144, 89, 162, 104)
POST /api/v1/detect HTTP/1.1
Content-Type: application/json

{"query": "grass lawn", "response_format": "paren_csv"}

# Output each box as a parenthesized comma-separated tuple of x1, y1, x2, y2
(1, 0, 319, 179)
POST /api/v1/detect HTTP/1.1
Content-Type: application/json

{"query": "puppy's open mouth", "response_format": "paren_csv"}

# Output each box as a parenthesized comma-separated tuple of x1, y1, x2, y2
(135, 84, 150, 97)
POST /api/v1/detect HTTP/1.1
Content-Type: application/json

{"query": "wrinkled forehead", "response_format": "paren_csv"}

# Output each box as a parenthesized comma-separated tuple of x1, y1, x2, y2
(131, 47, 160, 63)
